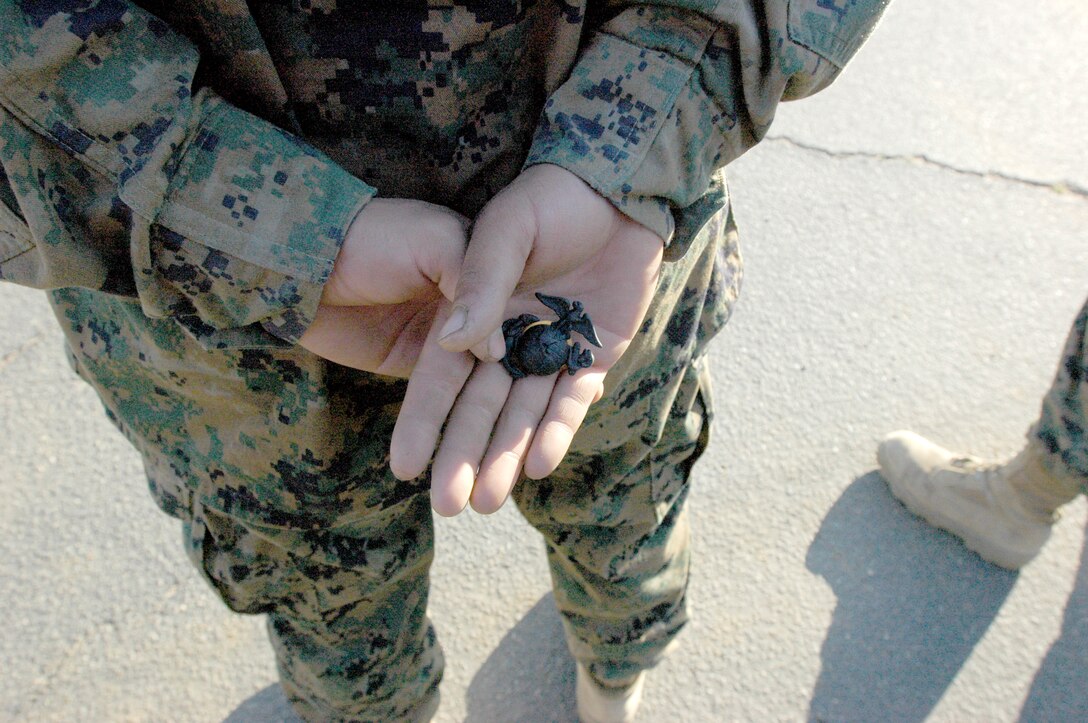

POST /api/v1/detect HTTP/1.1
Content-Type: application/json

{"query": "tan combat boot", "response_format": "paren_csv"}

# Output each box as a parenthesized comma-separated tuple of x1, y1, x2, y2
(877, 430, 1083, 570)
(575, 663, 646, 723)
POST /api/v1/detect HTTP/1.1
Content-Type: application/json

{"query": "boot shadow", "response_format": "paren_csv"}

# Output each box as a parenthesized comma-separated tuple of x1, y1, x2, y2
(805, 471, 1017, 722)
(1018, 515, 1088, 722)
(222, 683, 301, 723)
(464, 593, 578, 723)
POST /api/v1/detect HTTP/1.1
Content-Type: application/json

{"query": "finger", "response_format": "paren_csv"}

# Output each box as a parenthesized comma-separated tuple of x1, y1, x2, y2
(470, 373, 556, 514)
(592, 378, 606, 404)
(437, 188, 536, 352)
(412, 208, 472, 302)
(371, 302, 445, 378)
(325, 201, 469, 307)
(468, 327, 508, 364)
(390, 306, 475, 481)
(298, 305, 390, 371)
(298, 301, 436, 376)
(522, 369, 607, 480)
(429, 362, 512, 516)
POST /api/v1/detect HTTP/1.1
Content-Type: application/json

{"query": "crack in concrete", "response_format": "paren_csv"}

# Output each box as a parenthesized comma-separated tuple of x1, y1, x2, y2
(766, 135, 1088, 200)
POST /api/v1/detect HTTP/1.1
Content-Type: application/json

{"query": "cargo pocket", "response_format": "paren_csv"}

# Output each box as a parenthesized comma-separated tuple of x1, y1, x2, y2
(187, 497, 433, 624)
(185, 507, 287, 617)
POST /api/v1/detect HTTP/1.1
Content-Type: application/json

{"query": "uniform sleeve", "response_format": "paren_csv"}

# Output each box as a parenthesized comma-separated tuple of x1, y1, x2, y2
(0, 2, 376, 347)
(524, 0, 889, 259)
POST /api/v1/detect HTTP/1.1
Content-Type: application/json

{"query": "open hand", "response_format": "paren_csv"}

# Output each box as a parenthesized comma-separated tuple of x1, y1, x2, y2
(297, 198, 468, 377)
(389, 164, 664, 515)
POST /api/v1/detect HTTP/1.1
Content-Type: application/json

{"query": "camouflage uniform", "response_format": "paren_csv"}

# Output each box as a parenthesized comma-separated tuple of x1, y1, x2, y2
(0, 2, 887, 720)
(1033, 297, 1088, 494)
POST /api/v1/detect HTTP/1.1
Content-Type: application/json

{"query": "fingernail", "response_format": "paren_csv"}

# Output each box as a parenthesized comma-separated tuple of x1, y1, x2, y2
(438, 305, 468, 341)
(487, 329, 506, 361)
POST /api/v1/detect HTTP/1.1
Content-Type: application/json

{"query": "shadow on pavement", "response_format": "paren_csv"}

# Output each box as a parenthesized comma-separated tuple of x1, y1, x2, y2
(223, 683, 301, 723)
(806, 471, 1017, 722)
(1019, 520, 1088, 722)
(464, 593, 578, 723)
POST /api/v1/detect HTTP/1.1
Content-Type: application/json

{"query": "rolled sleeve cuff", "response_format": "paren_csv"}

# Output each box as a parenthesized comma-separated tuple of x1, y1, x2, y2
(523, 34, 693, 246)
(125, 94, 375, 347)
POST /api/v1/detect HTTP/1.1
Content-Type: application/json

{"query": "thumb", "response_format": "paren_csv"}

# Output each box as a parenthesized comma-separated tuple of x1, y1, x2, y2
(436, 187, 536, 354)
(322, 200, 469, 307)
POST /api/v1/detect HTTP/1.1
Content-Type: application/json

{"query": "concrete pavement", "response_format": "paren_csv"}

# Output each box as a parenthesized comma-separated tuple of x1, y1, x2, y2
(2, 1, 1087, 720)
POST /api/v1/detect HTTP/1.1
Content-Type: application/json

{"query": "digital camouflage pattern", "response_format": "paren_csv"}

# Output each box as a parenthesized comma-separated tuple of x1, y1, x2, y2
(0, 1, 888, 719)
(1033, 296, 1088, 494)
(184, 505, 443, 721)
(0, 1, 374, 347)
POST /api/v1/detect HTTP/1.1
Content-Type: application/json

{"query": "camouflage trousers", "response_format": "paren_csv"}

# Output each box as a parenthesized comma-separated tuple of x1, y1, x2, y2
(49, 209, 739, 722)
(1032, 296, 1088, 494)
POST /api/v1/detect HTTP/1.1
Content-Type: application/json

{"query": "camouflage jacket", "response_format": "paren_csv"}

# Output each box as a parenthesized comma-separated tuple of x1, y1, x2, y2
(0, 0, 886, 347)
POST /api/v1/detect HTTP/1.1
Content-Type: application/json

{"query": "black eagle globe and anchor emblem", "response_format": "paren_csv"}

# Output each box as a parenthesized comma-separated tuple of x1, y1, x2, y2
(500, 293, 602, 379)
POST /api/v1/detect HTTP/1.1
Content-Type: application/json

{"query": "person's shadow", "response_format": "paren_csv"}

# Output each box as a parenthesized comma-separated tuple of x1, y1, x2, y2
(806, 472, 1018, 722)
(1019, 520, 1088, 722)
(464, 593, 578, 722)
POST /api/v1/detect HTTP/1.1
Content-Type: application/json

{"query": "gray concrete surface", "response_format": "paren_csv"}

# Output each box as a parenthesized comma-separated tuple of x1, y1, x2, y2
(2, 1, 1087, 721)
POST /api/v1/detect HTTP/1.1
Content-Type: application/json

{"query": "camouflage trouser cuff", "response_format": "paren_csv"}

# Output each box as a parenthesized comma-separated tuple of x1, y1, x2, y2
(1029, 295, 1088, 496)
(571, 617, 689, 686)
(1027, 418, 1088, 496)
